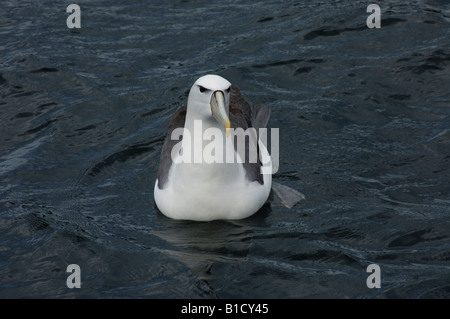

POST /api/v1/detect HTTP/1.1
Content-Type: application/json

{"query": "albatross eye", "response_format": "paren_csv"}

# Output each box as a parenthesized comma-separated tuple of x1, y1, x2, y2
(225, 86, 231, 93)
(199, 86, 207, 93)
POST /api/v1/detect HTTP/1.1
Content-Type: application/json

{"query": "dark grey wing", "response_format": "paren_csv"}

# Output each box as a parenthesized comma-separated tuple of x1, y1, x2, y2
(271, 182, 306, 208)
(156, 105, 187, 189)
(252, 103, 270, 132)
(229, 85, 270, 185)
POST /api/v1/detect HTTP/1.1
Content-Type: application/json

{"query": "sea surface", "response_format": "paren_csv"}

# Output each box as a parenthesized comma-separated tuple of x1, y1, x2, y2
(1, 0, 449, 298)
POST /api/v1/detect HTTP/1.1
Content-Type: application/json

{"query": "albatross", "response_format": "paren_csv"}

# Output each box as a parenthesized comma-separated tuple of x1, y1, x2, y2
(154, 75, 304, 221)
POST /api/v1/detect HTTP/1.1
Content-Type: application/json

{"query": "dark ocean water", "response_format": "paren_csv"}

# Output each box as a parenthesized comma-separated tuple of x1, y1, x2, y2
(1, 0, 449, 298)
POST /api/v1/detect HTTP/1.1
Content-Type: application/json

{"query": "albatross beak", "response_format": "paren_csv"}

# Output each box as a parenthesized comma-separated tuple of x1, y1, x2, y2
(210, 91, 231, 137)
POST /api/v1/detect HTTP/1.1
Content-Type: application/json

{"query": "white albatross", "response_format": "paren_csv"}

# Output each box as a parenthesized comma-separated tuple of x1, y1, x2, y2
(154, 75, 304, 221)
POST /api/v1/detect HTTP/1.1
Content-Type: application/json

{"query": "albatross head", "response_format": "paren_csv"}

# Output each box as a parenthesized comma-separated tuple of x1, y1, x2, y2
(187, 74, 232, 137)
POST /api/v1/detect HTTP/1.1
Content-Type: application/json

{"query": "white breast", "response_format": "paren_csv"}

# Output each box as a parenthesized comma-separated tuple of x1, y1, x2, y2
(154, 140, 272, 221)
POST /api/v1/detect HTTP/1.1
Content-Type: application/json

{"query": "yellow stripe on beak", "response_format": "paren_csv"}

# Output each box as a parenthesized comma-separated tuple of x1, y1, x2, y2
(225, 119, 231, 137)
(211, 91, 231, 138)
